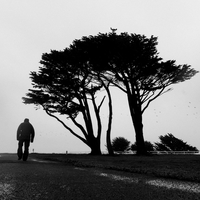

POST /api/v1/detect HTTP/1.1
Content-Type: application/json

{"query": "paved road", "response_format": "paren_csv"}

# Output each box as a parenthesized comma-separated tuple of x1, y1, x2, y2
(0, 154, 199, 200)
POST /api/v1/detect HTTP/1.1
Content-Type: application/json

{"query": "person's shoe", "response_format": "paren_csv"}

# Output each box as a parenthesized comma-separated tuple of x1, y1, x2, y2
(23, 157, 27, 161)
(18, 157, 22, 160)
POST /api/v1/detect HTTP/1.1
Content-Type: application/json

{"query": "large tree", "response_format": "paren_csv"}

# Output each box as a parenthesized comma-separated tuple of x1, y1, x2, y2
(69, 30, 198, 155)
(23, 49, 113, 155)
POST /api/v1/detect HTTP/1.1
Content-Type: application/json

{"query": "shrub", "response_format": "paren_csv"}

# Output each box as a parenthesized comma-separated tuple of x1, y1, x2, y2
(154, 133, 198, 151)
(131, 141, 154, 152)
(111, 137, 131, 153)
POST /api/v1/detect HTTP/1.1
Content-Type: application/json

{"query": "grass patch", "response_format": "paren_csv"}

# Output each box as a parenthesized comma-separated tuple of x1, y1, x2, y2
(30, 153, 200, 183)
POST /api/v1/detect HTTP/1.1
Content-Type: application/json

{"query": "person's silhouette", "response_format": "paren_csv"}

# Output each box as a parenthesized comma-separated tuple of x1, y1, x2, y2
(17, 118, 35, 161)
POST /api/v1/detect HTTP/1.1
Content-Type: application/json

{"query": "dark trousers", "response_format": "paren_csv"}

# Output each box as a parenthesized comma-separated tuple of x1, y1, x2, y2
(17, 140, 30, 161)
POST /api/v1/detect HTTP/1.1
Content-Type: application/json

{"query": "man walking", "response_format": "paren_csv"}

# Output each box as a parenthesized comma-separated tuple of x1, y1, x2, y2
(17, 118, 35, 161)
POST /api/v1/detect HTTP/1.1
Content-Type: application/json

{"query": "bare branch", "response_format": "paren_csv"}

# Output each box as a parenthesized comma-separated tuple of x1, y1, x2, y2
(98, 95, 106, 112)
(45, 108, 88, 145)
(69, 116, 88, 139)
(141, 90, 155, 104)
(142, 87, 165, 114)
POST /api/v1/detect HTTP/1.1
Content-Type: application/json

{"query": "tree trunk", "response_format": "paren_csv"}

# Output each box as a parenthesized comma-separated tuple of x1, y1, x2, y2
(105, 83, 114, 156)
(133, 116, 147, 155)
(106, 129, 114, 155)
(127, 93, 147, 155)
(89, 137, 102, 155)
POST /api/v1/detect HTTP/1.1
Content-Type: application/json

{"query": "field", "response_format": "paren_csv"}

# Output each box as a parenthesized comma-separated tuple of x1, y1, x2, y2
(30, 153, 200, 183)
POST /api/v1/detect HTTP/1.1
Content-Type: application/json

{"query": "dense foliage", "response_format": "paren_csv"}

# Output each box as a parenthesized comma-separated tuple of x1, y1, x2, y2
(131, 141, 154, 152)
(154, 133, 198, 151)
(111, 137, 131, 153)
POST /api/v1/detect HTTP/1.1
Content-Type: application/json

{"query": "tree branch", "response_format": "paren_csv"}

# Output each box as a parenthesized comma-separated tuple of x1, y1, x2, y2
(90, 92, 102, 139)
(98, 95, 106, 112)
(45, 108, 88, 145)
(142, 87, 166, 114)
(69, 116, 88, 139)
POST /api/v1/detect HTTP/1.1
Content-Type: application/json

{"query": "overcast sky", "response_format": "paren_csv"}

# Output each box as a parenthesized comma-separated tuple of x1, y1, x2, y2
(1, 0, 200, 153)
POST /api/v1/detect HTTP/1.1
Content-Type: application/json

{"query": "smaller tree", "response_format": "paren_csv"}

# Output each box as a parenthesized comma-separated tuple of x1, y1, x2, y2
(111, 137, 131, 153)
(131, 141, 154, 152)
(154, 133, 198, 151)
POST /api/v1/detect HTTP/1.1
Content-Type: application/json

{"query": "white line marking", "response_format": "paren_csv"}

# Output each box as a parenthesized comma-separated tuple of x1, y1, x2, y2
(96, 171, 200, 194)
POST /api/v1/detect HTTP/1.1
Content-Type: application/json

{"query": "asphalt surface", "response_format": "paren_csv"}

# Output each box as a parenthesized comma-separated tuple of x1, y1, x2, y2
(0, 154, 199, 200)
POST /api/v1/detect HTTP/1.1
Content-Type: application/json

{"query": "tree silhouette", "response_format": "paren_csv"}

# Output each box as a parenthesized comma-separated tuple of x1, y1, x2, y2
(154, 133, 198, 151)
(72, 31, 198, 155)
(23, 50, 113, 155)
(23, 30, 198, 155)
(69, 41, 114, 155)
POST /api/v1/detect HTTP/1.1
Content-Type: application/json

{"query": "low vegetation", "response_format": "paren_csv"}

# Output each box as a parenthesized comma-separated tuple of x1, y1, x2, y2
(30, 153, 200, 183)
(111, 137, 130, 153)
(112, 134, 198, 153)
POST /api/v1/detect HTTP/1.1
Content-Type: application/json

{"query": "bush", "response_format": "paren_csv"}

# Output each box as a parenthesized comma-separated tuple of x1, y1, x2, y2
(111, 137, 131, 153)
(131, 141, 154, 152)
(154, 133, 198, 151)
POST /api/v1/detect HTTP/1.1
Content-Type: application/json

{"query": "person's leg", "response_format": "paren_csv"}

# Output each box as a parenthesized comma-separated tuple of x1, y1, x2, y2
(17, 140, 23, 160)
(23, 140, 30, 161)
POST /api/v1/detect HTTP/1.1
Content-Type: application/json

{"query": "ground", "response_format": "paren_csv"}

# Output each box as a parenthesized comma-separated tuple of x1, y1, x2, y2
(0, 153, 199, 199)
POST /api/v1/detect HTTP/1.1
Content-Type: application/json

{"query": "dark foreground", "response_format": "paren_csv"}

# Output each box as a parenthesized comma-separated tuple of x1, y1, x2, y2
(0, 153, 199, 200)
(30, 153, 200, 183)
